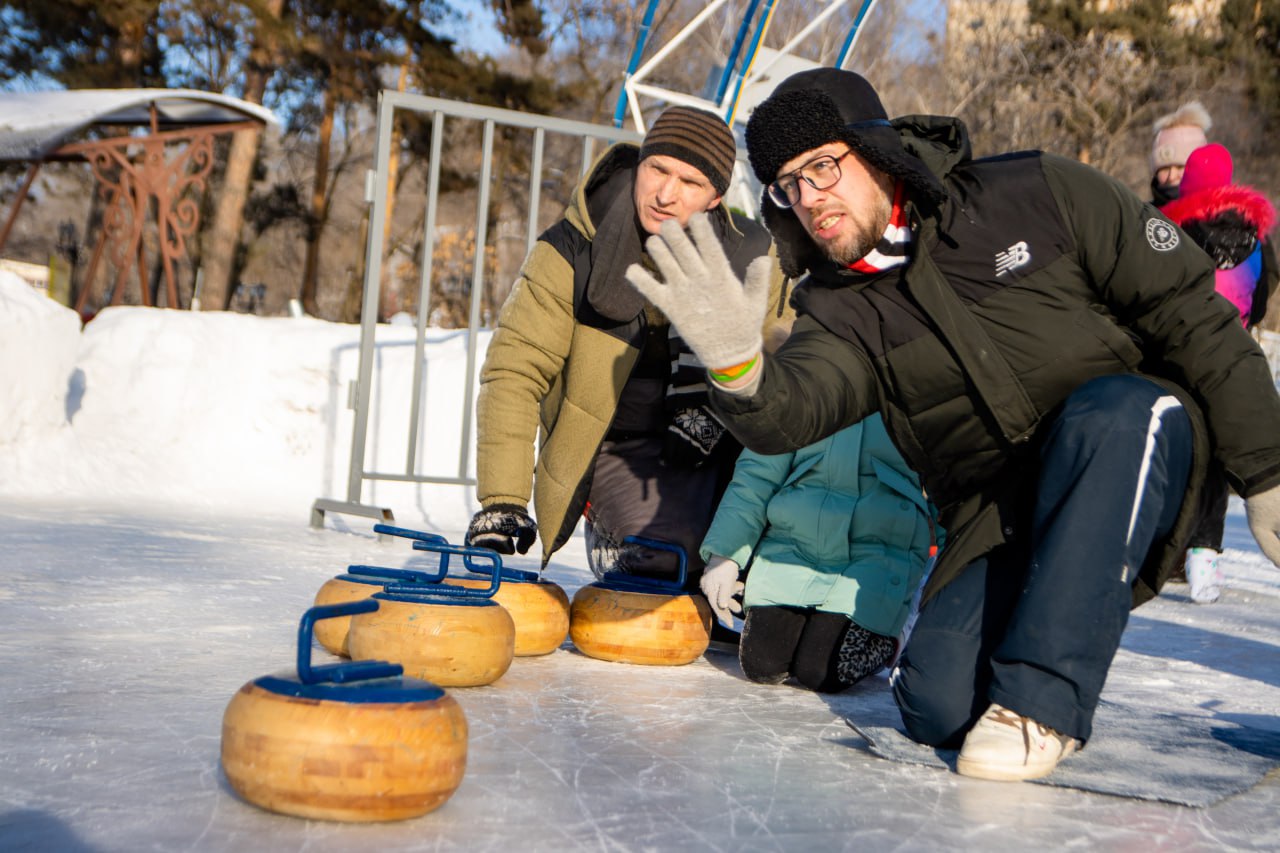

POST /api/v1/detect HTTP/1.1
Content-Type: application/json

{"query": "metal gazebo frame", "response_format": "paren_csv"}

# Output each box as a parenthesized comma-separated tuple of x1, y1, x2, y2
(0, 88, 278, 314)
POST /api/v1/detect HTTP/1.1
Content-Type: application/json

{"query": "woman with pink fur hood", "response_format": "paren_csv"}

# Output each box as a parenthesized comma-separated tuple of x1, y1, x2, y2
(1161, 142, 1277, 604)
(1161, 143, 1277, 327)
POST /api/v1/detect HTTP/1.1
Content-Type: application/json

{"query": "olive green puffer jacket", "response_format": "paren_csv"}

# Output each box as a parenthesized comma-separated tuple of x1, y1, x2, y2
(475, 143, 795, 567)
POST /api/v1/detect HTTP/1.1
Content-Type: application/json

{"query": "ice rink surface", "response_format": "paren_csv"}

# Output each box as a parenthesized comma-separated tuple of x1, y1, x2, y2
(3, 498, 1279, 852)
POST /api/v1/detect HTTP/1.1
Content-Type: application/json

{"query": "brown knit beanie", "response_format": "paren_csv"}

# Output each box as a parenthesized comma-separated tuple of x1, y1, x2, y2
(639, 106, 737, 196)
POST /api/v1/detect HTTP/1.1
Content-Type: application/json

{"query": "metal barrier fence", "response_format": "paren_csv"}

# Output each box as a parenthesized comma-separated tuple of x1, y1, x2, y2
(311, 90, 642, 530)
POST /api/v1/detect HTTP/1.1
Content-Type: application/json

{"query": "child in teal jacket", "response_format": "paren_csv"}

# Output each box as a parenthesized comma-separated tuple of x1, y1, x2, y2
(700, 413, 938, 692)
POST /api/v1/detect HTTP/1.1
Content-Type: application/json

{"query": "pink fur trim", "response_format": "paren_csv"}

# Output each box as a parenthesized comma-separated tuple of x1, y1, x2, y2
(1162, 184, 1276, 236)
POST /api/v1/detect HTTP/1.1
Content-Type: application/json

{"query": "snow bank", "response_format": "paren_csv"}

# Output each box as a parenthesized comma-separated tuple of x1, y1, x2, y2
(0, 273, 487, 527)
(2, 268, 1276, 529)
(0, 271, 81, 445)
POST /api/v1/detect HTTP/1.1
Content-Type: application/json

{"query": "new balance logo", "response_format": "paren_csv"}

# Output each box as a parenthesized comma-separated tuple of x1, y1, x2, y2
(995, 241, 1031, 276)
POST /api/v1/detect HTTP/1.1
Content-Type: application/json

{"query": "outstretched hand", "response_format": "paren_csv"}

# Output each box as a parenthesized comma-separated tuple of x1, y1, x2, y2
(625, 213, 772, 372)
(1246, 484, 1280, 566)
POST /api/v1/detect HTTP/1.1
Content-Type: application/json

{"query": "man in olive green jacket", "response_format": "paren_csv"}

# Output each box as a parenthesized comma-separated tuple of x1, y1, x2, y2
(627, 69, 1280, 783)
(467, 106, 793, 593)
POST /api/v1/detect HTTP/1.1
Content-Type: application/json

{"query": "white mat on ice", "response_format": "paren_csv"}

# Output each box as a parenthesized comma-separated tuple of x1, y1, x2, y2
(844, 692, 1280, 807)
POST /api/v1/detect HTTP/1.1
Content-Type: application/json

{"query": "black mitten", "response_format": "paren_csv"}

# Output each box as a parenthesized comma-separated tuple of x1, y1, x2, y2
(466, 503, 537, 555)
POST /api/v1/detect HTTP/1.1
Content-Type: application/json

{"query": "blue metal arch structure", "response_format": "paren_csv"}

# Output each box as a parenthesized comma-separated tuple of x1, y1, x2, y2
(612, 0, 882, 132)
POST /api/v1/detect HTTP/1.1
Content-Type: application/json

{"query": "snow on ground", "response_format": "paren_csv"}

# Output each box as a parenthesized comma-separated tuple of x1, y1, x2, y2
(1, 272, 1279, 851)
(0, 272, 481, 524)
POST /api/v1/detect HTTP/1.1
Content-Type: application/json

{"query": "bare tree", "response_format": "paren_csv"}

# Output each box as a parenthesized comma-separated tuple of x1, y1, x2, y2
(195, 0, 288, 311)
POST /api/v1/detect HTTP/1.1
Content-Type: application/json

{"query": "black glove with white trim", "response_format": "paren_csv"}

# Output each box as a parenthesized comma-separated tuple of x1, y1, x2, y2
(466, 503, 537, 555)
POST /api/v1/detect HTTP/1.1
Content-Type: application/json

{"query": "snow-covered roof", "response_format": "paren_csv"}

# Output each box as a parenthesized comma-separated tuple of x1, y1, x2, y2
(0, 88, 280, 161)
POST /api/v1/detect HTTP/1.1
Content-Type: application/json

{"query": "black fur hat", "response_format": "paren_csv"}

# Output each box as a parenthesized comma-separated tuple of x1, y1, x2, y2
(745, 68, 947, 277)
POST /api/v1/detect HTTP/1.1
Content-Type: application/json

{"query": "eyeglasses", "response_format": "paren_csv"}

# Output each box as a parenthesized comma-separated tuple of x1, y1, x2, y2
(767, 149, 855, 209)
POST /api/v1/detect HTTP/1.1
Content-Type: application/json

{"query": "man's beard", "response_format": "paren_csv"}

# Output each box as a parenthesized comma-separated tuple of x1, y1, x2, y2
(821, 193, 892, 266)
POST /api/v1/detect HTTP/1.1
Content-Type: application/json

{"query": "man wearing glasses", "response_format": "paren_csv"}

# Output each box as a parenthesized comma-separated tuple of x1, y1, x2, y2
(467, 106, 792, 632)
(626, 68, 1280, 781)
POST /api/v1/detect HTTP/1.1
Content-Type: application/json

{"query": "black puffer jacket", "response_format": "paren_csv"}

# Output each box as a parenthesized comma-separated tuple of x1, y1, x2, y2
(714, 115, 1280, 605)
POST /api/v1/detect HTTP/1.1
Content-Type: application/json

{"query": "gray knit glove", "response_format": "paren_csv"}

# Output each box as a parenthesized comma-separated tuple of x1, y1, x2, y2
(625, 213, 774, 371)
(1246, 484, 1280, 566)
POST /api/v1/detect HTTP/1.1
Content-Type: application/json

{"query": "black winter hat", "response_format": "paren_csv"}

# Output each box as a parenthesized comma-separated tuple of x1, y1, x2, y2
(640, 105, 737, 196)
(744, 68, 947, 277)
(746, 68, 944, 204)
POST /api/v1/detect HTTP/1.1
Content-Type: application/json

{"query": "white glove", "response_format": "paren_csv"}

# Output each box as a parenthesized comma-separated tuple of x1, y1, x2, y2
(1245, 483, 1280, 566)
(700, 555, 744, 628)
(625, 213, 774, 371)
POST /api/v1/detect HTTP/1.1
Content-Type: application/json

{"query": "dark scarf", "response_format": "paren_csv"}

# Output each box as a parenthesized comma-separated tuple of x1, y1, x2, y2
(580, 157, 739, 468)
(663, 327, 739, 468)
(1151, 175, 1179, 207)
(585, 182, 649, 323)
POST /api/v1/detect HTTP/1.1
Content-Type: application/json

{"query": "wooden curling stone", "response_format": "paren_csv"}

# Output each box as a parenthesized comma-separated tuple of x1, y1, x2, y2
(220, 601, 468, 822)
(450, 571, 570, 656)
(311, 573, 380, 657)
(348, 590, 515, 687)
(221, 681, 467, 822)
(570, 582, 712, 665)
(312, 564, 447, 657)
(568, 536, 712, 666)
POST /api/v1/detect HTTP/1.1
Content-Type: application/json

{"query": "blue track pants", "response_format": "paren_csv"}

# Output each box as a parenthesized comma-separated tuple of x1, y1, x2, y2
(893, 375, 1192, 745)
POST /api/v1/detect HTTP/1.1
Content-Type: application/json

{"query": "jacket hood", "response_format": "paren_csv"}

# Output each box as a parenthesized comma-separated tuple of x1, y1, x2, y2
(1162, 184, 1277, 237)
(569, 143, 640, 239)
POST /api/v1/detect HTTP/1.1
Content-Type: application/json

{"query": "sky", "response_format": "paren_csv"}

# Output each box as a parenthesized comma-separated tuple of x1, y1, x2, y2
(2, 271, 1280, 849)
(441, 0, 506, 57)
(439, 0, 947, 65)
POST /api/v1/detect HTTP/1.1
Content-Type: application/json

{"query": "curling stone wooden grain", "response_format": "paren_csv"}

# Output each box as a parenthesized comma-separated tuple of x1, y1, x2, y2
(450, 575, 570, 656)
(312, 566, 446, 658)
(347, 591, 515, 686)
(569, 584, 713, 666)
(220, 601, 467, 822)
(221, 679, 467, 822)
(312, 574, 380, 656)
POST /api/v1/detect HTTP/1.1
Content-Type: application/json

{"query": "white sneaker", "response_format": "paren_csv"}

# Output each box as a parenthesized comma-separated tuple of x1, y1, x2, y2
(1185, 547, 1223, 604)
(956, 703, 1079, 781)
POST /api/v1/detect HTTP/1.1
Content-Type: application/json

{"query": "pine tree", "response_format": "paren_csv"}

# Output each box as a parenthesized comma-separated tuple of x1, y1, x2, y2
(0, 0, 167, 88)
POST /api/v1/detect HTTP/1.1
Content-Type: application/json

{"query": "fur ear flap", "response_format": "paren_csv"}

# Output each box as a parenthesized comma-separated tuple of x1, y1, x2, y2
(760, 192, 821, 279)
